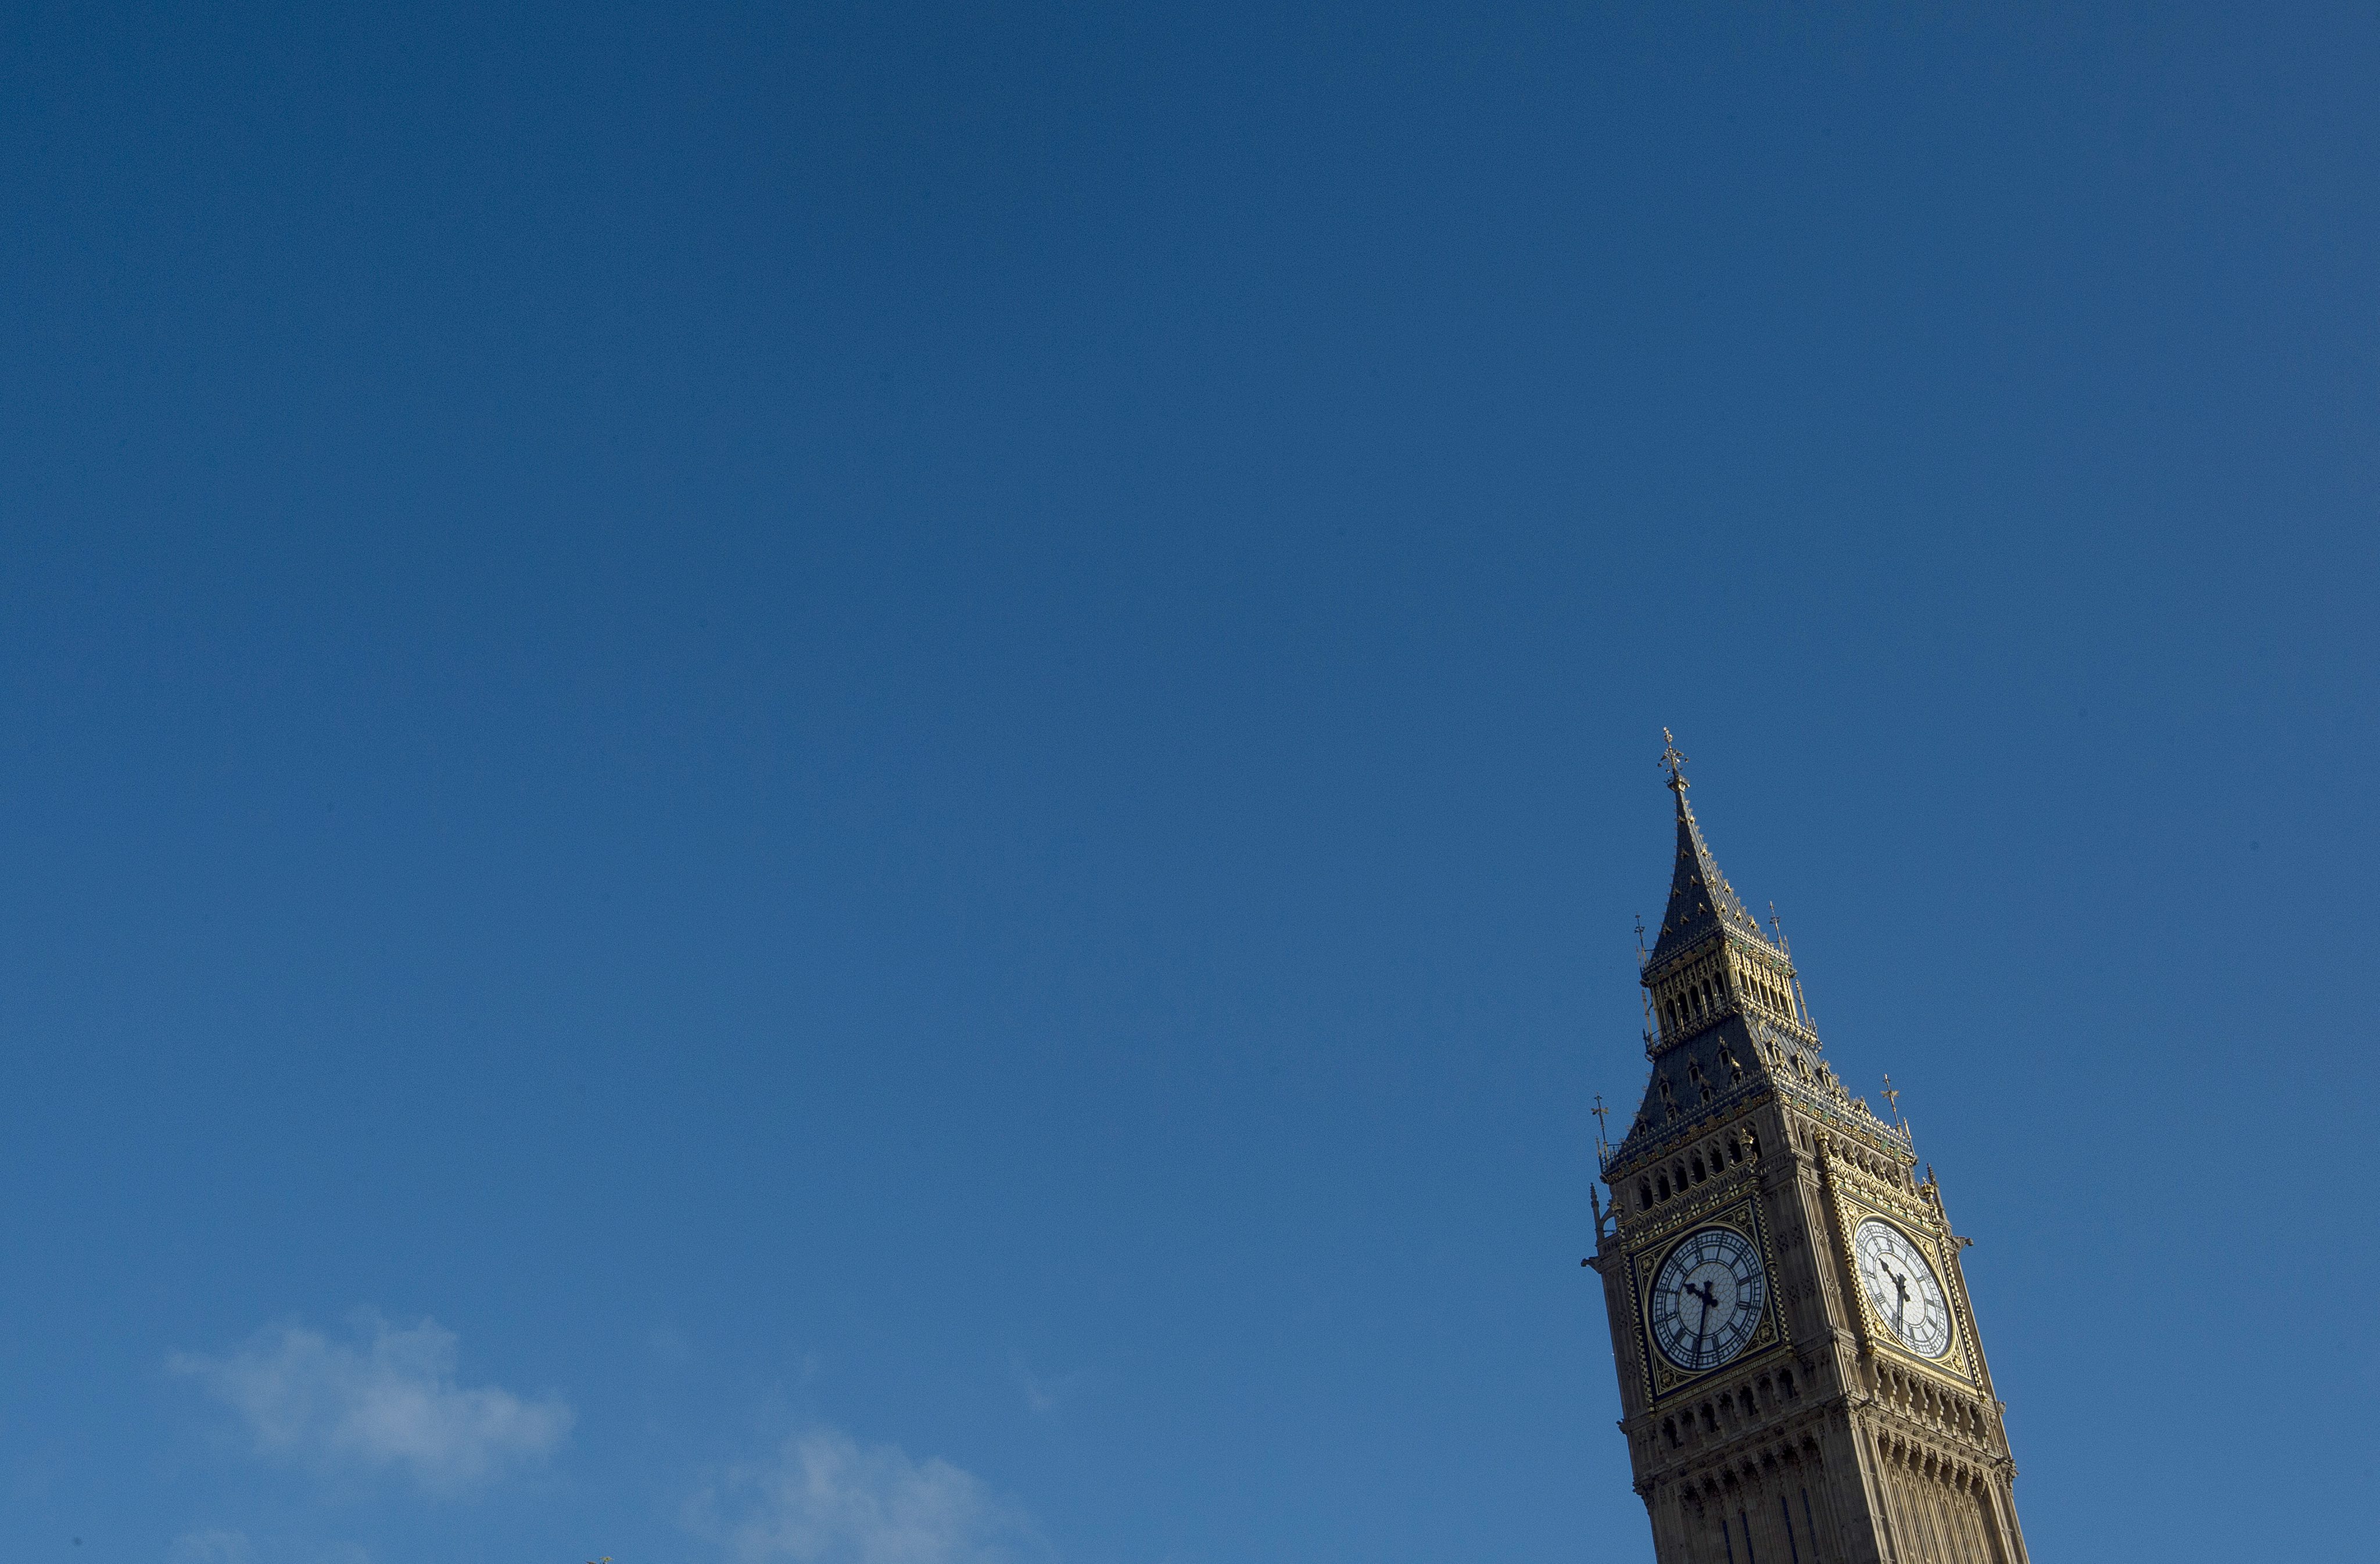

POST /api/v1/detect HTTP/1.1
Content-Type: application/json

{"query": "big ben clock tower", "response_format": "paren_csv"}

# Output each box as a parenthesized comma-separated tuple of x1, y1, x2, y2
(1586, 736, 2029, 1564)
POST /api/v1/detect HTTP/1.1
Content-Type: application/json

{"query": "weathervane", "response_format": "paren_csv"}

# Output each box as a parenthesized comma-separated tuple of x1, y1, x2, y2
(1881, 1074, 1902, 1123)
(1591, 1093, 1611, 1145)
(1659, 727, 1690, 797)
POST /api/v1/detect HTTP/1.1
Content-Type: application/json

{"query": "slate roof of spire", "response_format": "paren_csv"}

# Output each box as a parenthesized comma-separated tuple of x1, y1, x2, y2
(1647, 746, 1772, 971)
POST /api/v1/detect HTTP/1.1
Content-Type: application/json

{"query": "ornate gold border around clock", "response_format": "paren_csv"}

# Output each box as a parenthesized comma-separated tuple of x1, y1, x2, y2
(1624, 1171, 1793, 1405)
(1819, 1143, 1978, 1391)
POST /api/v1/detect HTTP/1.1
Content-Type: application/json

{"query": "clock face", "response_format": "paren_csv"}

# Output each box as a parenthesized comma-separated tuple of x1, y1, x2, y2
(1648, 1226, 1768, 1372)
(1853, 1218, 1953, 1358)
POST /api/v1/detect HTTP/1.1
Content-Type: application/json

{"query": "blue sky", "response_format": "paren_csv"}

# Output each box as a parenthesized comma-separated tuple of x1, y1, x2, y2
(2, 3, 2375, 1561)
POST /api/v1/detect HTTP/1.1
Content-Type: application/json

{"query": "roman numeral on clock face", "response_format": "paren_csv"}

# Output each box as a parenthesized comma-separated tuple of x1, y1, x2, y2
(1851, 1217, 1954, 1359)
(1646, 1226, 1768, 1373)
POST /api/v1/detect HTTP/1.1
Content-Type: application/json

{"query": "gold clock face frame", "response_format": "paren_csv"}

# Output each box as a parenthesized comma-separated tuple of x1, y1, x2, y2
(1647, 1225, 1769, 1372)
(1625, 1188, 1787, 1402)
(1853, 1218, 1954, 1359)
(1820, 1147, 1978, 1387)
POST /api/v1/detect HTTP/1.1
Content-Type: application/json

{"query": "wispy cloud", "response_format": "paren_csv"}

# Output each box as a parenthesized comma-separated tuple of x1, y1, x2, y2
(687, 1427, 1041, 1564)
(169, 1312, 571, 1496)
(168, 1533, 369, 1564)
(1008, 1353, 1093, 1417)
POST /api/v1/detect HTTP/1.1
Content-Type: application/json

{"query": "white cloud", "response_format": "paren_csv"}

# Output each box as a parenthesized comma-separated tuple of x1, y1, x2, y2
(687, 1428, 1041, 1564)
(1008, 1353, 1092, 1417)
(169, 1531, 253, 1564)
(169, 1312, 571, 1495)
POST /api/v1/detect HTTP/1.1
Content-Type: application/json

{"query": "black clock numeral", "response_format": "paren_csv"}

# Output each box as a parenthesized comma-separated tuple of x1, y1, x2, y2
(1646, 1226, 1769, 1374)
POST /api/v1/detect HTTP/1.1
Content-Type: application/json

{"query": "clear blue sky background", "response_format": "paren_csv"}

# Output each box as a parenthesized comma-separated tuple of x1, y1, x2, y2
(3, 4, 2375, 1562)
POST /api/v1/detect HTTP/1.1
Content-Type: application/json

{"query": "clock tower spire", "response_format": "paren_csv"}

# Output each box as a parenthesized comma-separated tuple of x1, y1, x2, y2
(1649, 730, 1770, 970)
(1586, 737, 2030, 1564)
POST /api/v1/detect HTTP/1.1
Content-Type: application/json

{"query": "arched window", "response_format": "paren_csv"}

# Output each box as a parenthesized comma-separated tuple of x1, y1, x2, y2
(1779, 1368, 1797, 1398)
(1690, 1155, 1705, 1183)
(1664, 1418, 1679, 1448)
(1655, 1173, 1670, 1200)
(1638, 1182, 1653, 1211)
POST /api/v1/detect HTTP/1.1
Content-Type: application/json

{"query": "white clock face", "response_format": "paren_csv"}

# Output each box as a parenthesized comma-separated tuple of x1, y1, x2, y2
(1854, 1218, 1953, 1358)
(1648, 1226, 1768, 1372)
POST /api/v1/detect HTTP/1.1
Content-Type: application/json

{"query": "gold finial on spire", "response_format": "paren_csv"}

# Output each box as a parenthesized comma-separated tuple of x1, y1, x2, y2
(1591, 1093, 1611, 1144)
(1881, 1074, 1902, 1122)
(1659, 727, 1690, 797)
